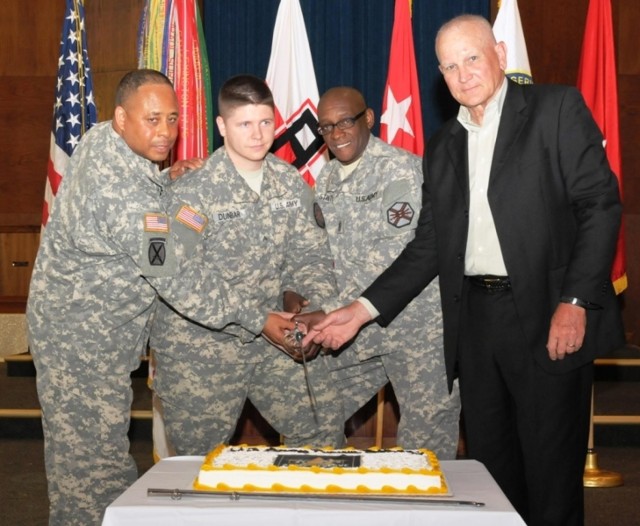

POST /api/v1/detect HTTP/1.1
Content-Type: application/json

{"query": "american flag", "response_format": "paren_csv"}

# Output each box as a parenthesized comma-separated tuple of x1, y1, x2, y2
(43, 0, 97, 227)
(144, 213, 169, 232)
(176, 205, 207, 233)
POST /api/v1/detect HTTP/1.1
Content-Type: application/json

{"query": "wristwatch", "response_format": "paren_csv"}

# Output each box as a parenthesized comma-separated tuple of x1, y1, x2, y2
(559, 296, 602, 310)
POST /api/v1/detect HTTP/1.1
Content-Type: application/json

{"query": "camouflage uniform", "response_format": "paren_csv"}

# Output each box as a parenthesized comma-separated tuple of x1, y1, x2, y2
(150, 147, 344, 455)
(27, 122, 177, 526)
(26, 123, 269, 526)
(314, 136, 461, 458)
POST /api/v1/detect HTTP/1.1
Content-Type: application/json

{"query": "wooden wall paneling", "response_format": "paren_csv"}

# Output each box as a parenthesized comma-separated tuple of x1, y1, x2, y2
(381, 385, 400, 447)
(617, 0, 640, 75)
(0, 1, 63, 76)
(344, 393, 380, 448)
(91, 71, 135, 123)
(618, 73, 640, 342)
(0, 232, 40, 298)
(621, 213, 640, 343)
(85, 0, 146, 120)
(619, 76, 640, 214)
(0, 76, 54, 226)
(0, 0, 65, 228)
(514, 0, 588, 85)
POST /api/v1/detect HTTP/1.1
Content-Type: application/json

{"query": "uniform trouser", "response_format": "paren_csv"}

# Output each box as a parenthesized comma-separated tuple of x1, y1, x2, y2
(35, 365, 138, 526)
(152, 346, 346, 455)
(458, 279, 593, 526)
(326, 348, 461, 459)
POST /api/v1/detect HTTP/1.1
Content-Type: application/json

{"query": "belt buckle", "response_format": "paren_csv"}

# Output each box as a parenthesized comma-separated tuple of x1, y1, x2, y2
(483, 276, 502, 288)
(470, 275, 510, 292)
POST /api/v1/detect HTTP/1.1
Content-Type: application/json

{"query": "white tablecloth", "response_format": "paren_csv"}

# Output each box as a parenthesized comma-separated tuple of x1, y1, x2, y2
(103, 456, 526, 526)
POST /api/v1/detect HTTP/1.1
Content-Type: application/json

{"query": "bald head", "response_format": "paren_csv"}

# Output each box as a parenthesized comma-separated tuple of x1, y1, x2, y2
(436, 14, 497, 57)
(318, 87, 366, 115)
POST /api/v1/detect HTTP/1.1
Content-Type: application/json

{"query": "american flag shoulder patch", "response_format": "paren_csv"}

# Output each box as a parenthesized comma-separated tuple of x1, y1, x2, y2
(144, 213, 169, 233)
(176, 205, 207, 233)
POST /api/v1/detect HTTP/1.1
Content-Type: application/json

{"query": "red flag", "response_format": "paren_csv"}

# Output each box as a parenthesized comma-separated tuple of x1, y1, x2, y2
(138, 0, 214, 161)
(577, 0, 627, 294)
(266, 0, 327, 186)
(44, 0, 97, 227)
(380, 0, 424, 156)
(137, 0, 214, 461)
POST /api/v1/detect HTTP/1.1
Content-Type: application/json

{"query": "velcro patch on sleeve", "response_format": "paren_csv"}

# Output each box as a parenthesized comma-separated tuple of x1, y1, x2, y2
(175, 205, 208, 233)
(387, 201, 415, 228)
(144, 213, 169, 233)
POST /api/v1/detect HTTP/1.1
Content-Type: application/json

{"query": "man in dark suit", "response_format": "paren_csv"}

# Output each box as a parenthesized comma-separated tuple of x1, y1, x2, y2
(301, 14, 624, 526)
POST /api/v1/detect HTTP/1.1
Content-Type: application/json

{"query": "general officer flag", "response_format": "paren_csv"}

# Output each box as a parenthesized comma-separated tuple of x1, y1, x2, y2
(380, 0, 424, 156)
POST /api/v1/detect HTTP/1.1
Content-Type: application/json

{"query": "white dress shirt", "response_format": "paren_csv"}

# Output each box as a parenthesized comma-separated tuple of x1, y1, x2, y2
(457, 79, 509, 276)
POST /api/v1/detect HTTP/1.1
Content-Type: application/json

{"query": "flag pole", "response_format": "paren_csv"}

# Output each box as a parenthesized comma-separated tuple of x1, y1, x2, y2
(577, 0, 626, 488)
(583, 385, 623, 487)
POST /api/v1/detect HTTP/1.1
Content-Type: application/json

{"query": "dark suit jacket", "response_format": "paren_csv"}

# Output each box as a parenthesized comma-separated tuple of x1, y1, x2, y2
(363, 80, 625, 390)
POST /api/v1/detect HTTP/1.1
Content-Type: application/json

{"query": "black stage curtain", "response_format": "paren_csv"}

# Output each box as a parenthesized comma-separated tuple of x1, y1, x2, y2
(202, 0, 489, 146)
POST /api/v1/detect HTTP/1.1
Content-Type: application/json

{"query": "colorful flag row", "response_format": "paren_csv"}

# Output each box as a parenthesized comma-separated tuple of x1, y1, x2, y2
(138, 0, 214, 162)
(45, 0, 626, 293)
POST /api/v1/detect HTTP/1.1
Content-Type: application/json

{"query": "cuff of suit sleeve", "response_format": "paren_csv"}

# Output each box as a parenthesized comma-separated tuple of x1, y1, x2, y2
(559, 296, 603, 310)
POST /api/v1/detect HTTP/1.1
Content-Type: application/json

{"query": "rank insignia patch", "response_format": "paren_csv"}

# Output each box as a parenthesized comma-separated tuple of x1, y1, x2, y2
(387, 201, 414, 228)
(313, 202, 325, 229)
(176, 205, 207, 233)
(144, 213, 169, 232)
(148, 238, 166, 266)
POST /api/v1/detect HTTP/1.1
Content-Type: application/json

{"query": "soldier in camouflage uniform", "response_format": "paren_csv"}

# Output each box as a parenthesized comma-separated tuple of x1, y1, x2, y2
(26, 70, 296, 526)
(149, 75, 344, 455)
(311, 87, 461, 458)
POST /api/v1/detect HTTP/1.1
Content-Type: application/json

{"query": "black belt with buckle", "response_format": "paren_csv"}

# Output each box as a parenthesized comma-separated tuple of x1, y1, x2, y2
(467, 275, 511, 291)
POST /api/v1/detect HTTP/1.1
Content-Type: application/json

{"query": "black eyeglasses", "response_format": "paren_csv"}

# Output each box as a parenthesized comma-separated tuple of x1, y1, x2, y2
(317, 109, 367, 136)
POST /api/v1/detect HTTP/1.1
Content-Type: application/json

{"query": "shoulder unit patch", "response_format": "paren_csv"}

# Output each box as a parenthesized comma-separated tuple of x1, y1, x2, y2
(148, 237, 166, 266)
(387, 201, 414, 228)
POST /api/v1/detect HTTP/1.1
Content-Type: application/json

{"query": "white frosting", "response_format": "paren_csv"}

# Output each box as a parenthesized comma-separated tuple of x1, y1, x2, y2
(195, 446, 445, 494)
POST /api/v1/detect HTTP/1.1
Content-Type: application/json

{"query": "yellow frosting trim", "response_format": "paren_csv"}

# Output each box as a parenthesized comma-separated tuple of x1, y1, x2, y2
(194, 444, 448, 495)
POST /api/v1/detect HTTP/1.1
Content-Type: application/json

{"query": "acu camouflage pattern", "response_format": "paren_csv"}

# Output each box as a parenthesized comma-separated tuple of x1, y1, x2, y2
(37, 367, 138, 526)
(150, 148, 344, 454)
(26, 122, 179, 525)
(314, 136, 461, 458)
(26, 123, 272, 525)
(153, 346, 342, 453)
(27, 123, 175, 377)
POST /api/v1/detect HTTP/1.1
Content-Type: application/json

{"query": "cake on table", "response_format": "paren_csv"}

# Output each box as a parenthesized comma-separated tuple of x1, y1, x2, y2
(194, 444, 448, 495)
